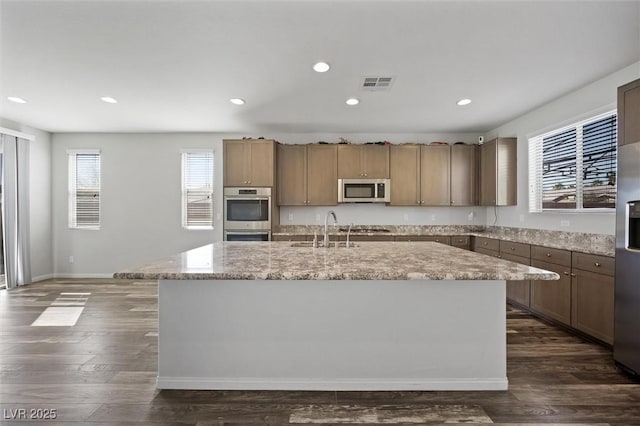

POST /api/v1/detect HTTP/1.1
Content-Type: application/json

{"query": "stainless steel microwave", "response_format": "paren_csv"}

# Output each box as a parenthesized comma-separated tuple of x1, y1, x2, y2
(338, 178, 391, 203)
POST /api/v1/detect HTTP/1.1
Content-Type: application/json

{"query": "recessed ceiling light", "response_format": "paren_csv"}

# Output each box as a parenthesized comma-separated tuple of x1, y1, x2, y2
(457, 98, 472, 106)
(313, 62, 331, 73)
(230, 98, 245, 105)
(345, 98, 359, 106)
(7, 96, 27, 104)
(100, 96, 118, 104)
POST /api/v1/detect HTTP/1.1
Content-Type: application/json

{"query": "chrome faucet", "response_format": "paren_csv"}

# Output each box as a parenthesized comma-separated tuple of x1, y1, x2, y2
(323, 210, 338, 248)
(346, 222, 354, 248)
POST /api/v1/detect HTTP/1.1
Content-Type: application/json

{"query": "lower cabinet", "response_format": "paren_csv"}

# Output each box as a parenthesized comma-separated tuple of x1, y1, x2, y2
(530, 259, 572, 325)
(571, 268, 615, 344)
(501, 252, 531, 307)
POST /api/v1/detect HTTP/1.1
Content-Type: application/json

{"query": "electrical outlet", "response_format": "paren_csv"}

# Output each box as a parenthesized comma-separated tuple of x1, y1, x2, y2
(468, 212, 474, 221)
(431, 214, 436, 221)
(315, 214, 321, 222)
(403, 213, 409, 222)
(216, 212, 221, 221)
(519, 214, 525, 223)
(68, 256, 74, 264)
(288, 213, 294, 221)
(560, 220, 570, 227)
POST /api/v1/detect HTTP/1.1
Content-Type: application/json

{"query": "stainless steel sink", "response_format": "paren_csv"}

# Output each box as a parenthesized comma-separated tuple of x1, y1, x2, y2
(290, 242, 359, 248)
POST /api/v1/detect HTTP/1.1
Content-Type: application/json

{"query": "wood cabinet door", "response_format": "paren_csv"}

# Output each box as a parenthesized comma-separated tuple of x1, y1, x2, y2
(450, 144, 477, 206)
(307, 144, 338, 206)
(389, 145, 420, 206)
(618, 78, 640, 146)
(420, 145, 450, 206)
(277, 144, 307, 206)
(363, 145, 390, 178)
(479, 140, 497, 205)
(530, 259, 572, 325)
(571, 269, 614, 344)
(501, 252, 531, 307)
(223, 140, 247, 186)
(247, 140, 274, 186)
(496, 138, 517, 206)
(337, 145, 363, 178)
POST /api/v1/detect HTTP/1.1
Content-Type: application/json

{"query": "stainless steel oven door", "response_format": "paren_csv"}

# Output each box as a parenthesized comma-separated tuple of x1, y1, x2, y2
(223, 187, 271, 230)
(224, 231, 271, 242)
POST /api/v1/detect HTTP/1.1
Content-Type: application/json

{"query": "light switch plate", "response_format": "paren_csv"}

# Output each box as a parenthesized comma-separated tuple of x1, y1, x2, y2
(519, 214, 525, 222)
(288, 213, 294, 221)
(315, 214, 321, 222)
(403, 213, 409, 222)
(560, 220, 570, 227)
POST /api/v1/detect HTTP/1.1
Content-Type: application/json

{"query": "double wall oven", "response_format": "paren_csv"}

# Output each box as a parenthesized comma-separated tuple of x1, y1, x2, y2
(223, 187, 272, 241)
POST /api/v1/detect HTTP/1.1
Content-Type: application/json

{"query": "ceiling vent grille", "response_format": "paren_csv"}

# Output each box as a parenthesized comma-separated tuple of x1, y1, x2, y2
(362, 76, 395, 91)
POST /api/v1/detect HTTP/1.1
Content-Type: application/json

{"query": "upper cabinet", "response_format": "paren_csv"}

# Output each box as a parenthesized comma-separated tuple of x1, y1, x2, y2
(337, 144, 389, 178)
(390, 144, 455, 206)
(479, 137, 516, 206)
(450, 144, 478, 206)
(277, 144, 337, 206)
(223, 139, 275, 187)
(618, 79, 640, 146)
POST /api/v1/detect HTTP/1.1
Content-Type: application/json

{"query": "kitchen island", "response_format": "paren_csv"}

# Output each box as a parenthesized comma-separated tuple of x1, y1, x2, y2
(114, 241, 558, 391)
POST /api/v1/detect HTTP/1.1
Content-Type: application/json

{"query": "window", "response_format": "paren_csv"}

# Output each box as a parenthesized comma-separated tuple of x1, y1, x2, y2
(68, 150, 101, 229)
(182, 151, 214, 229)
(529, 111, 617, 212)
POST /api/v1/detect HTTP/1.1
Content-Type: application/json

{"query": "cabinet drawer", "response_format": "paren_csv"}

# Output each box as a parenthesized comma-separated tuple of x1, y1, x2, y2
(531, 245, 572, 267)
(475, 247, 501, 258)
(500, 252, 529, 265)
(395, 235, 451, 244)
(500, 240, 531, 258)
(450, 236, 471, 249)
(272, 235, 309, 241)
(572, 252, 615, 276)
(348, 235, 394, 242)
(474, 237, 500, 252)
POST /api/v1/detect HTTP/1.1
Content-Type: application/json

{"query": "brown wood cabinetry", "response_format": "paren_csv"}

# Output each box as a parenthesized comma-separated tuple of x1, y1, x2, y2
(571, 253, 615, 344)
(223, 139, 275, 187)
(420, 145, 450, 206)
(389, 145, 420, 206)
(479, 138, 516, 206)
(272, 235, 309, 242)
(450, 144, 478, 206)
(277, 144, 337, 206)
(473, 236, 500, 252)
(618, 78, 640, 146)
(395, 235, 451, 244)
(501, 252, 531, 307)
(450, 236, 471, 250)
(531, 258, 572, 325)
(337, 144, 389, 178)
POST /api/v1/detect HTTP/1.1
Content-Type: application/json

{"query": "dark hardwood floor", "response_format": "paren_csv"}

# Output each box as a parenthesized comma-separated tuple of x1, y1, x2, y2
(1, 278, 639, 425)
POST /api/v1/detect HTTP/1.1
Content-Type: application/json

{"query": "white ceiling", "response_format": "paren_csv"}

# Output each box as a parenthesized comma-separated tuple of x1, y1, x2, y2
(1, 0, 639, 134)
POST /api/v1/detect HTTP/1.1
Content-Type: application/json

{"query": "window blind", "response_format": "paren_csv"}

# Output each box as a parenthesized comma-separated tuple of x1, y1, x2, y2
(182, 151, 214, 228)
(528, 111, 617, 212)
(68, 151, 101, 229)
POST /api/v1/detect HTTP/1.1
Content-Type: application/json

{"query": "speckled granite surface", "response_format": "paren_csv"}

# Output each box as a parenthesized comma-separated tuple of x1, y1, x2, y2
(273, 225, 615, 257)
(114, 241, 559, 281)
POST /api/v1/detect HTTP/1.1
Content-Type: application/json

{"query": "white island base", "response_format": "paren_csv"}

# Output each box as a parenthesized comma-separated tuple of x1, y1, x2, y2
(157, 278, 507, 391)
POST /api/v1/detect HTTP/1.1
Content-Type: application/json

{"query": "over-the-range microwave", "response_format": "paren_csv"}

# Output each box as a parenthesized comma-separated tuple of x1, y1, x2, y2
(338, 178, 391, 203)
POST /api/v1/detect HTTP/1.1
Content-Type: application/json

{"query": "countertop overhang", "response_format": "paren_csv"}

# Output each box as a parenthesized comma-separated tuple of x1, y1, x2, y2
(114, 241, 559, 281)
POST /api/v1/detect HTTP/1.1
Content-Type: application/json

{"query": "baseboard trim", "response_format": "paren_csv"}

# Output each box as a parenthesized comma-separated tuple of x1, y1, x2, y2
(53, 273, 115, 279)
(156, 376, 509, 391)
(32, 274, 55, 282)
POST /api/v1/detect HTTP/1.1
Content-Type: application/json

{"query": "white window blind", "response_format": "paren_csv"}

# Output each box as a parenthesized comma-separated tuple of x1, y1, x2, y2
(182, 151, 214, 228)
(529, 111, 617, 212)
(68, 150, 101, 229)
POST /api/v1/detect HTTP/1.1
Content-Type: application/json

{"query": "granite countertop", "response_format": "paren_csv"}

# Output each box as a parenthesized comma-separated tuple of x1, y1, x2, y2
(114, 241, 559, 281)
(272, 225, 615, 257)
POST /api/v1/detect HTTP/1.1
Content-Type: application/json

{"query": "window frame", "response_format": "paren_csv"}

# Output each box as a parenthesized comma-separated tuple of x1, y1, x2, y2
(68, 149, 101, 230)
(181, 149, 214, 230)
(528, 109, 617, 214)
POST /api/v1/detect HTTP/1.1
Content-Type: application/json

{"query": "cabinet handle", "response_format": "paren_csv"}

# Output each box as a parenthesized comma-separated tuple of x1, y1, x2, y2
(510, 247, 515, 251)
(497, 255, 502, 259)
(570, 273, 577, 277)
(483, 242, 488, 245)
(416, 200, 420, 204)
(364, 173, 367, 177)
(546, 253, 551, 257)
(594, 262, 601, 267)
(563, 271, 569, 275)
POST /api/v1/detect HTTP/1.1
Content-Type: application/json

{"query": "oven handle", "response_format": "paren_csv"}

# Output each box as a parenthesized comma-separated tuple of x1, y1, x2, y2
(224, 197, 271, 201)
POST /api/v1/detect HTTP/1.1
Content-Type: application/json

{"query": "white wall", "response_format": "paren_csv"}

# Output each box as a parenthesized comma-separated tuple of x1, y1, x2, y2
(51, 132, 485, 275)
(485, 61, 640, 235)
(0, 118, 54, 281)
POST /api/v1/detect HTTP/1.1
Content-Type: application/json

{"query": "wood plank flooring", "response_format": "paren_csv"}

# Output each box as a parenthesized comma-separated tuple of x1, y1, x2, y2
(1, 278, 639, 425)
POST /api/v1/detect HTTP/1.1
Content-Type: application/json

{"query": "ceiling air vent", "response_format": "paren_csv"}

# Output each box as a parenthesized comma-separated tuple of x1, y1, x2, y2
(362, 76, 395, 91)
